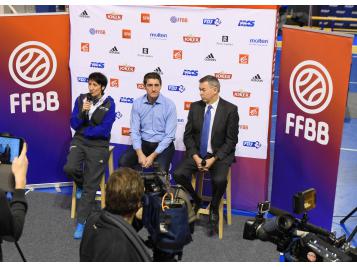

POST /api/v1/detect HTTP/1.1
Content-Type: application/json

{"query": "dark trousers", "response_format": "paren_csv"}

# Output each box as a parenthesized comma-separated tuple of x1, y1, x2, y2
(118, 141, 175, 173)
(173, 157, 229, 213)
(63, 137, 109, 223)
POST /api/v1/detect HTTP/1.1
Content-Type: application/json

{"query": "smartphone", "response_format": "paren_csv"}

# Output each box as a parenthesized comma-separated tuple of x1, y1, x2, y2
(0, 135, 24, 164)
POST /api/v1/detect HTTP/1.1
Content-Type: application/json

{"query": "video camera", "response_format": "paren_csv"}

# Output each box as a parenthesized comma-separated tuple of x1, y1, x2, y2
(243, 188, 357, 262)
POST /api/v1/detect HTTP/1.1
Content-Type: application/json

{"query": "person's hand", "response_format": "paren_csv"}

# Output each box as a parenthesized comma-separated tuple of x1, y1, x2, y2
(201, 156, 216, 171)
(143, 152, 157, 168)
(136, 150, 147, 167)
(82, 99, 92, 112)
(192, 154, 204, 171)
(12, 143, 28, 189)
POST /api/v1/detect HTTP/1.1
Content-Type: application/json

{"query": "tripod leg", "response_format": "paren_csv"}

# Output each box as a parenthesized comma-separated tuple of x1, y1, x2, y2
(346, 225, 357, 243)
(340, 207, 357, 224)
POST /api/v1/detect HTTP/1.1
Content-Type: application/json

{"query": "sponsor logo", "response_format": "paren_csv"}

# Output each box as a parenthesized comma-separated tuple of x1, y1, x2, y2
(119, 65, 135, 72)
(203, 18, 222, 26)
(184, 101, 192, 110)
(204, 53, 216, 61)
(137, 83, 145, 89)
(115, 111, 122, 119)
(222, 36, 229, 42)
(170, 16, 188, 23)
(89, 28, 105, 35)
(81, 42, 89, 52)
(177, 118, 185, 123)
(183, 69, 198, 76)
(79, 10, 90, 18)
(120, 97, 134, 103)
(289, 60, 333, 114)
(173, 50, 183, 60)
(239, 54, 249, 64)
(168, 85, 185, 93)
(154, 67, 163, 75)
(249, 107, 259, 116)
(90, 62, 105, 68)
(110, 78, 119, 87)
(141, 13, 150, 23)
(233, 91, 251, 98)
(138, 48, 153, 58)
(77, 77, 88, 83)
(149, 32, 167, 40)
(243, 141, 261, 149)
(106, 13, 123, 20)
(183, 35, 201, 43)
(239, 124, 249, 130)
(121, 127, 131, 136)
(217, 35, 233, 46)
(142, 48, 149, 54)
(249, 38, 269, 46)
(109, 46, 120, 54)
(251, 74, 263, 82)
(238, 20, 255, 27)
(214, 72, 232, 80)
(8, 41, 57, 89)
(122, 29, 131, 39)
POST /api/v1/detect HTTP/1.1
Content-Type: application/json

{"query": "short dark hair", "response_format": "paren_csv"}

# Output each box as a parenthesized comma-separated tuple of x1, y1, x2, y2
(199, 75, 220, 92)
(105, 167, 144, 216)
(143, 72, 162, 86)
(88, 72, 108, 90)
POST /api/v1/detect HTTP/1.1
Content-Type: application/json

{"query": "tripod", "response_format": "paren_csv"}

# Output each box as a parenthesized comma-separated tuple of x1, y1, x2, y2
(340, 207, 357, 243)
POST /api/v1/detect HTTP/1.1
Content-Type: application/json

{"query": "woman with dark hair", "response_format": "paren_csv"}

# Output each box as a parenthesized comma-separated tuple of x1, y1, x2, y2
(63, 72, 116, 239)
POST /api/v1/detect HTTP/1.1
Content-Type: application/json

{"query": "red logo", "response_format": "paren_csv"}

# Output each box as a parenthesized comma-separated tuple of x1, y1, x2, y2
(215, 72, 232, 80)
(184, 102, 192, 110)
(249, 107, 259, 116)
(183, 36, 201, 43)
(239, 124, 249, 130)
(137, 83, 145, 89)
(173, 50, 183, 60)
(119, 65, 135, 72)
(121, 127, 131, 136)
(141, 13, 150, 23)
(233, 91, 251, 98)
(239, 54, 249, 64)
(81, 42, 89, 52)
(106, 13, 123, 20)
(110, 78, 119, 88)
(122, 29, 131, 39)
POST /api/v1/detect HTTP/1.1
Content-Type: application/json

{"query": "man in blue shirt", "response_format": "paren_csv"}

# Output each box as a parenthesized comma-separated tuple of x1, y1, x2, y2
(119, 72, 177, 173)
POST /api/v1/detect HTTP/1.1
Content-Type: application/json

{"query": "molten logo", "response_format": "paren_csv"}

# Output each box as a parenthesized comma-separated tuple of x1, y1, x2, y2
(289, 60, 333, 114)
(249, 107, 259, 116)
(141, 13, 150, 23)
(8, 41, 57, 89)
(239, 54, 249, 64)
(137, 83, 145, 89)
(233, 91, 251, 98)
(119, 65, 135, 72)
(215, 72, 232, 80)
(184, 102, 192, 110)
(110, 78, 119, 88)
(183, 36, 201, 43)
(121, 127, 131, 136)
(173, 50, 183, 60)
(106, 13, 123, 20)
(122, 29, 131, 39)
(81, 42, 89, 52)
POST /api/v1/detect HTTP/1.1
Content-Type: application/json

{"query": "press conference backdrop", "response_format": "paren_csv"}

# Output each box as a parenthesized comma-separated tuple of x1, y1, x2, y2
(69, 5, 278, 210)
(0, 14, 72, 184)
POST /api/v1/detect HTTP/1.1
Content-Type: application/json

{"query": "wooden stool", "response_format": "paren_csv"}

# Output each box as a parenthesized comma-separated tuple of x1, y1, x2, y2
(71, 145, 115, 219)
(191, 167, 232, 239)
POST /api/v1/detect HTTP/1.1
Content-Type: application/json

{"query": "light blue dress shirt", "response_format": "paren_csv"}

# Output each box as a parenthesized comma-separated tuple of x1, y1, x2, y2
(130, 94, 177, 154)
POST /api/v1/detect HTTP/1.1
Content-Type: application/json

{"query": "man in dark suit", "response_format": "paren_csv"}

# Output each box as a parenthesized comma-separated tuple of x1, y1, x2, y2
(173, 75, 239, 235)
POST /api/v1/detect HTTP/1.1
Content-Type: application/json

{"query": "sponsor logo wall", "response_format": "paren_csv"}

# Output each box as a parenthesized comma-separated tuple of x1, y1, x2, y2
(69, 6, 278, 210)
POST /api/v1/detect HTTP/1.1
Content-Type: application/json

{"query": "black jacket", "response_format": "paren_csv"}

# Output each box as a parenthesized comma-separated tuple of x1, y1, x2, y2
(80, 210, 151, 262)
(0, 189, 28, 261)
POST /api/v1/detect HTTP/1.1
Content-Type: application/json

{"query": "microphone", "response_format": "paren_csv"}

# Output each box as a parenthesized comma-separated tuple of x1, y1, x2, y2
(84, 93, 93, 117)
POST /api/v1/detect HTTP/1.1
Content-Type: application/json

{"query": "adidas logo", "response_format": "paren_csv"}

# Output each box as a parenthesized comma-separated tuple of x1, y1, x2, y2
(154, 67, 163, 75)
(251, 74, 263, 82)
(204, 53, 216, 61)
(109, 46, 120, 54)
(79, 10, 90, 18)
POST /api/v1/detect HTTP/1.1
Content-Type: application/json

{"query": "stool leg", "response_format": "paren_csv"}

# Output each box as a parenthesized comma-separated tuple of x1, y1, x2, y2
(71, 182, 77, 219)
(191, 175, 196, 190)
(219, 198, 224, 239)
(227, 169, 232, 225)
(100, 175, 105, 209)
(198, 172, 204, 198)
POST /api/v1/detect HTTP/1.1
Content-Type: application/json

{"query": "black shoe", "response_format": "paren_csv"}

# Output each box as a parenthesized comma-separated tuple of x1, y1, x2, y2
(208, 211, 219, 237)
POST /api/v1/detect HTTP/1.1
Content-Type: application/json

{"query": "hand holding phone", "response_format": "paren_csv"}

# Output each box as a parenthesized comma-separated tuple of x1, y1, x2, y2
(12, 143, 28, 189)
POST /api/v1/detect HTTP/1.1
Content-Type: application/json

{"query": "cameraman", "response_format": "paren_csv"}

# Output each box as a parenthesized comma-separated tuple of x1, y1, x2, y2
(80, 167, 151, 261)
(0, 143, 28, 261)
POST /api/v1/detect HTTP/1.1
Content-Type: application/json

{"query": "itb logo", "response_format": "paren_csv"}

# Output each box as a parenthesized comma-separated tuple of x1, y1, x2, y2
(290, 60, 333, 114)
(9, 41, 57, 89)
